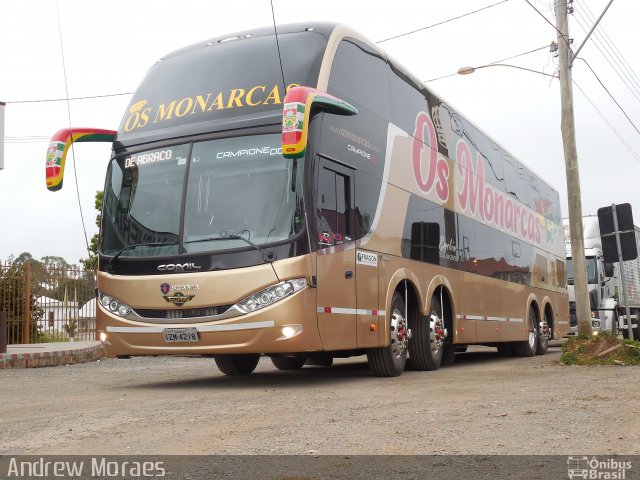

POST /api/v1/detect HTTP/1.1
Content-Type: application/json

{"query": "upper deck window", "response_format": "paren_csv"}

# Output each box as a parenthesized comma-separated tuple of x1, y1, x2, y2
(327, 39, 391, 120)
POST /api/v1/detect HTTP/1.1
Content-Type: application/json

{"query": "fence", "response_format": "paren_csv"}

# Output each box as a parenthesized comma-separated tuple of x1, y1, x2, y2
(0, 260, 97, 344)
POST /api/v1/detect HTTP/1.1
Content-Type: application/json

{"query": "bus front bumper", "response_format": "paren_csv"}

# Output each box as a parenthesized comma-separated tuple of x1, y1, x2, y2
(97, 289, 323, 356)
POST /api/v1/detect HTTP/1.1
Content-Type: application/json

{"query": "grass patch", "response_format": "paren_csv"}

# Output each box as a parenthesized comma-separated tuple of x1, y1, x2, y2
(560, 332, 640, 366)
(32, 331, 73, 343)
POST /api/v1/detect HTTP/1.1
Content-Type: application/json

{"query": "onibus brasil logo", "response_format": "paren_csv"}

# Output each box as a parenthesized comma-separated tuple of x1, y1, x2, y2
(567, 456, 632, 479)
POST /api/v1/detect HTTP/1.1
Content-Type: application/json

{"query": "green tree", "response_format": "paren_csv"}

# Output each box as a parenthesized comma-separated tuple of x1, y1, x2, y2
(80, 190, 103, 271)
(0, 255, 45, 343)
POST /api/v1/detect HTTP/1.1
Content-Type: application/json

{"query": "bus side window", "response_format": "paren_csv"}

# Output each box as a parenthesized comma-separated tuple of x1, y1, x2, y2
(410, 222, 440, 263)
(327, 39, 391, 120)
(317, 160, 354, 248)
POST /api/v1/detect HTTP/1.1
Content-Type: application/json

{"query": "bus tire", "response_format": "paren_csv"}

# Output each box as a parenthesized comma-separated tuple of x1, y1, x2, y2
(271, 356, 306, 370)
(367, 292, 408, 377)
(513, 306, 539, 357)
(409, 295, 445, 371)
(214, 354, 260, 375)
(536, 311, 550, 355)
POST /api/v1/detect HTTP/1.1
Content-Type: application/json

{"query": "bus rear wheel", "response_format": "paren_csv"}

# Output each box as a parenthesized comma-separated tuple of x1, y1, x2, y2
(367, 292, 408, 377)
(513, 306, 539, 357)
(214, 354, 260, 375)
(536, 311, 550, 355)
(409, 295, 445, 371)
(271, 356, 306, 370)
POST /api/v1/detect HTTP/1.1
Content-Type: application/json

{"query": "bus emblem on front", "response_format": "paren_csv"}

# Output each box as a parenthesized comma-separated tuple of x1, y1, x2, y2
(163, 292, 195, 307)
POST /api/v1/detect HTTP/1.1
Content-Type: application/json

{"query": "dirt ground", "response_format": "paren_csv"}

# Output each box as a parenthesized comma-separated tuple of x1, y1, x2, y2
(1, 343, 639, 455)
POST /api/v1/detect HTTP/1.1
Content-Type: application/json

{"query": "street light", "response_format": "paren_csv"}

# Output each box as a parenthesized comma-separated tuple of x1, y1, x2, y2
(456, 63, 557, 79)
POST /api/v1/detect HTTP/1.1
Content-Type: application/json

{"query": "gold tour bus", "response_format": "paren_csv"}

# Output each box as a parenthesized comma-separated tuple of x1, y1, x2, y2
(45, 23, 569, 376)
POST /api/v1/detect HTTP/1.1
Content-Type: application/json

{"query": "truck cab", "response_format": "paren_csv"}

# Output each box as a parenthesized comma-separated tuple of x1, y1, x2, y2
(564, 215, 640, 337)
(566, 246, 616, 334)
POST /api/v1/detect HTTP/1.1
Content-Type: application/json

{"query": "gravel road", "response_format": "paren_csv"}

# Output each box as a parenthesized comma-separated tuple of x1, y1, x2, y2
(1, 343, 639, 455)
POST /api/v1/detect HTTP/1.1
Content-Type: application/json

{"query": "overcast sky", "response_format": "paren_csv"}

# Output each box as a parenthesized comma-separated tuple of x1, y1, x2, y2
(1, 0, 639, 264)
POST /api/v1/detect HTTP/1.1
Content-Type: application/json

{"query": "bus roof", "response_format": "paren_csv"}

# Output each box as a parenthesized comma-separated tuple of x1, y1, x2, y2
(116, 23, 337, 146)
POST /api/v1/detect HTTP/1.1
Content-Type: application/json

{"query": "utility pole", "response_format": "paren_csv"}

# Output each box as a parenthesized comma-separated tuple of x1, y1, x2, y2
(555, 0, 592, 336)
(0, 101, 5, 170)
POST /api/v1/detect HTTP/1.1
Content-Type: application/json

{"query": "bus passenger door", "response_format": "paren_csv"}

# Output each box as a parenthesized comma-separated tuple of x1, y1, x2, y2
(315, 157, 357, 350)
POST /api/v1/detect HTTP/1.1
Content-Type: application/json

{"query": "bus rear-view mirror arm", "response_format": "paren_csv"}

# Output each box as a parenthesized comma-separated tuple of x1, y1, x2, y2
(282, 86, 357, 159)
(45, 128, 117, 192)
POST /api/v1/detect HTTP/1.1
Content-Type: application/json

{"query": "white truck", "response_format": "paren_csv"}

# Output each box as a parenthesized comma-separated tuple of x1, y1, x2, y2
(564, 215, 640, 338)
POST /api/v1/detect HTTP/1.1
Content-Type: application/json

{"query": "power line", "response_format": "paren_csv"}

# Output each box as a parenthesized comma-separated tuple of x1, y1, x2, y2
(573, 79, 640, 163)
(577, 57, 640, 137)
(9, 3, 516, 103)
(576, 0, 640, 91)
(5, 137, 51, 144)
(522, 0, 571, 49)
(572, 1, 640, 103)
(5, 92, 133, 104)
(8, 3, 515, 103)
(377, 0, 511, 43)
(55, 0, 91, 257)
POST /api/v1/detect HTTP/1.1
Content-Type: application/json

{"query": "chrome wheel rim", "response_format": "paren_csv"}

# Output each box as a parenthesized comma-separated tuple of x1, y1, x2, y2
(390, 308, 408, 359)
(429, 311, 446, 356)
(528, 311, 537, 349)
(539, 318, 549, 348)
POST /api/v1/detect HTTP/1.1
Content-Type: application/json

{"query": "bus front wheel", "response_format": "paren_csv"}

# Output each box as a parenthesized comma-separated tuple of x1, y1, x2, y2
(367, 292, 408, 377)
(271, 356, 306, 370)
(214, 354, 260, 375)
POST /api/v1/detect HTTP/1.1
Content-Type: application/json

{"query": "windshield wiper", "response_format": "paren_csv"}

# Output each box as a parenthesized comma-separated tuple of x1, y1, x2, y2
(185, 232, 276, 263)
(107, 241, 179, 273)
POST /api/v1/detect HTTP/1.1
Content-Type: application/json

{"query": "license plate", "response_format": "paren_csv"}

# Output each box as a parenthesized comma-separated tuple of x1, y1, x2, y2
(163, 327, 199, 343)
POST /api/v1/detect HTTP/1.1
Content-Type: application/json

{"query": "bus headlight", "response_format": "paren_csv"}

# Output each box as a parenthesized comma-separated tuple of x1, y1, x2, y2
(235, 278, 307, 313)
(98, 291, 132, 318)
(592, 320, 601, 328)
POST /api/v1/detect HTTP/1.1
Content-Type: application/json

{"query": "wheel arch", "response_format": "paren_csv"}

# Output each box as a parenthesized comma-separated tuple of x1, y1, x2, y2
(523, 293, 541, 340)
(542, 296, 555, 333)
(383, 270, 455, 345)
(526, 293, 541, 321)
(383, 269, 422, 345)
(426, 276, 455, 338)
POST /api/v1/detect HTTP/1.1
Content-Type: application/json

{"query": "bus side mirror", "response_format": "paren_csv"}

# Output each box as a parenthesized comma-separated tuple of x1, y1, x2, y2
(281, 86, 357, 159)
(603, 262, 614, 278)
(45, 128, 116, 191)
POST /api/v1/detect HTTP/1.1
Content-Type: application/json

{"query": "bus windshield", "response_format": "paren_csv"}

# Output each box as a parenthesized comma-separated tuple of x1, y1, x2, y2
(101, 133, 304, 257)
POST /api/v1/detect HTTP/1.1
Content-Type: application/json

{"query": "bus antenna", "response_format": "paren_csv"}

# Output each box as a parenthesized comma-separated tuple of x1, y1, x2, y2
(269, 0, 287, 96)
(55, 0, 91, 257)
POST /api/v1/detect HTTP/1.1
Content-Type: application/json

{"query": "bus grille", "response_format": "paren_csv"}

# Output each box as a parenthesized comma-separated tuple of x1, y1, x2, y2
(133, 305, 233, 320)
